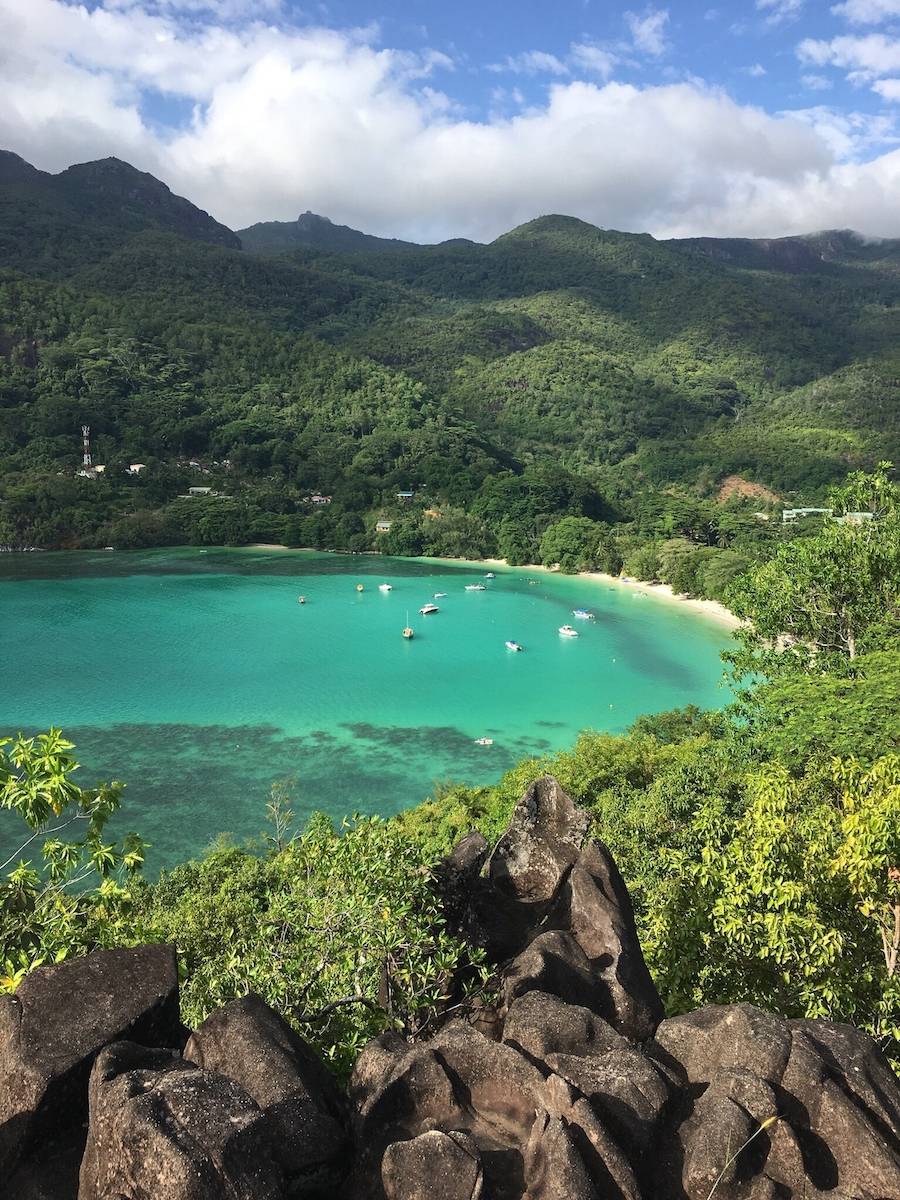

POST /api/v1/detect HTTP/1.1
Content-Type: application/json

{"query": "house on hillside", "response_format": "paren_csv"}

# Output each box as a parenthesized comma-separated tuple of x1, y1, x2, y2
(835, 511, 875, 526)
(375, 519, 393, 534)
(188, 486, 215, 497)
(782, 507, 832, 523)
(424, 508, 443, 520)
(127, 463, 147, 475)
(309, 494, 332, 506)
(396, 491, 415, 502)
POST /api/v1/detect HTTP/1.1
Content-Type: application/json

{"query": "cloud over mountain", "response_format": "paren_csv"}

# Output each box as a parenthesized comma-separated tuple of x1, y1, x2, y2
(2, 0, 900, 241)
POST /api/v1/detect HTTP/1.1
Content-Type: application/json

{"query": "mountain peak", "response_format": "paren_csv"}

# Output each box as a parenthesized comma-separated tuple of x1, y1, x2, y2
(0, 149, 45, 185)
(239, 211, 420, 256)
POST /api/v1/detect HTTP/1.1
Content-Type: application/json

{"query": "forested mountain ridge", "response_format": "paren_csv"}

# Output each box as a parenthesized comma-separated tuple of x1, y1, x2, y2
(0, 151, 898, 575)
(238, 210, 425, 256)
(0, 151, 238, 276)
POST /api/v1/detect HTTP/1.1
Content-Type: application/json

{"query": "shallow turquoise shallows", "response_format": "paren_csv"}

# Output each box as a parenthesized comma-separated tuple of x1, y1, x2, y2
(0, 548, 734, 872)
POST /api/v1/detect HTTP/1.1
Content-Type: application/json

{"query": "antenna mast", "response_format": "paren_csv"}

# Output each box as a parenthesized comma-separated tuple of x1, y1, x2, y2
(82, 425, 92, 469)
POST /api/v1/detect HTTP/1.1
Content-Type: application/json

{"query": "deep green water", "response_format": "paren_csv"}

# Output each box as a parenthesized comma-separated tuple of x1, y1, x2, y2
(0, 548, 733, 872)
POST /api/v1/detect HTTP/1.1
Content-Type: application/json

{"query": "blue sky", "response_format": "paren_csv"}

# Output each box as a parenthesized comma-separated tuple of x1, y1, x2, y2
(299, 0, 884, 120)
(3, 0, 900, 239)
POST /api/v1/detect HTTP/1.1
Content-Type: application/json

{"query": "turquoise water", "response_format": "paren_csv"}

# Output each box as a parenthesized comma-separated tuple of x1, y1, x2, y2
(0, 548, 733, 871)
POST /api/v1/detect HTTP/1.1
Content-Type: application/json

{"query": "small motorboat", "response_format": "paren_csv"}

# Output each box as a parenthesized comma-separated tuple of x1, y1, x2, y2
(474, 737, 494, 746)
(433, 592, 447, 598)
(485, 572, 496, 579)
(297, 595, 306, 605)
(378, 583, 393, 592)
(356, 583, 365, 592)
(465, 583, 486, 591)
(419, 602, 439, 615)
(505, 640, 524, 652)
(572, 609, 595, 620)
(559, 624, 579, 638)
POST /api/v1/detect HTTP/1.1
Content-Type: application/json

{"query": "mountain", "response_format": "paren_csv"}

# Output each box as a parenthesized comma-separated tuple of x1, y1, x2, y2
(0, 151, 238, 275)
(238, 211, 423, 256)
(0, 151, 897, 556)
(669, 228, 900, 274)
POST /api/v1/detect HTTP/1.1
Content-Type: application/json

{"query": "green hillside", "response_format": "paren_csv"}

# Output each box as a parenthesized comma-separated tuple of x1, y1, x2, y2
(238, 210, 424, 256)
(0, 153, 897, 573)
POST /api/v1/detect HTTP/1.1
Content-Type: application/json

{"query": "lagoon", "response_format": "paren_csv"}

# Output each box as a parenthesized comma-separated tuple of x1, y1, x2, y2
(0, 548, 733, 871)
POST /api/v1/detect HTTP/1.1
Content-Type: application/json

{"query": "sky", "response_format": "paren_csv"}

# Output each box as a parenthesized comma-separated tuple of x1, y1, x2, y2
(3, 0, 900, 241)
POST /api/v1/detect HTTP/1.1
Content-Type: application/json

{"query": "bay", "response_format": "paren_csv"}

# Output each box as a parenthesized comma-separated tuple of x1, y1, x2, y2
(0, 548, 733, 871)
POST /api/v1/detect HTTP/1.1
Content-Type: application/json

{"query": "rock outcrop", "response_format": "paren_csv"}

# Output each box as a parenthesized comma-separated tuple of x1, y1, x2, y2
(0, 944, 181, 1180)
(1, 777, 898, 1199)
(184, 993, 349, 1195)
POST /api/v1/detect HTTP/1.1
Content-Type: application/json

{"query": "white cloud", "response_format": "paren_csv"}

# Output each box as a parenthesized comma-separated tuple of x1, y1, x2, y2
(831, 0, 900, 24)
(802, 74, 834, 90)
(4, 0, 900, 241)
(570, 43, 618, 78)
(490, 50, 569, 76)
(798, 33, 900, 78)
(757, 0, 804, 25)
(783, 105, 898, 158)
(624, 8, 670, 57)
(874, 76, 900, 97)
(746, 63, 768, 77)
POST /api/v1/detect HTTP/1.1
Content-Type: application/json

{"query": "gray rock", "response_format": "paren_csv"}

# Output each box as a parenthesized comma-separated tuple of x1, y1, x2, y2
(0, 944, 180, 1176)
(486, 776, 589, 906)
(505, 993, 669, 1157)
(655, 1004, 900, 1200)
(349, 1030, 410, 1114)
(502, 929, 603, 1014)
(184, 994, 347, 1195)
(381, 1130, 483, 1200)
(542, 840, 663, 1040)
(78, 1040, 284, 1200)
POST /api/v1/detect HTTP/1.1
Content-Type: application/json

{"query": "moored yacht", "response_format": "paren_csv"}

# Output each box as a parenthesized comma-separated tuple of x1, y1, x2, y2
(558, 624, 579, 638)
(505, 640, 524, 652)
(419, 602, 439, 615)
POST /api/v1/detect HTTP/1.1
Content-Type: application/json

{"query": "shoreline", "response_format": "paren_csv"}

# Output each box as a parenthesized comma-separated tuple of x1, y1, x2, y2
(244, 544, 742, 630)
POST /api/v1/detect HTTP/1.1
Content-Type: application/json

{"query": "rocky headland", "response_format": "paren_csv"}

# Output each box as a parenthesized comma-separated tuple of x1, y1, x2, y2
(2, 777, 898, 1199)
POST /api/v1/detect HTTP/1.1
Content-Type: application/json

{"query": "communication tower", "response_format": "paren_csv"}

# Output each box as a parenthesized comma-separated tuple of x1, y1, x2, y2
(82, 424, 92, 469)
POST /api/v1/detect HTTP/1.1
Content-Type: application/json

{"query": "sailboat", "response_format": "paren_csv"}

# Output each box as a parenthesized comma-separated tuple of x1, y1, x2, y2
(402, 611, 414, 639)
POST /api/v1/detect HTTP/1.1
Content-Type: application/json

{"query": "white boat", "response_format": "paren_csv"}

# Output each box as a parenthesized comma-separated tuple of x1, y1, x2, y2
(419, 602, 439, 615)
(485, 572, 496, 579)
(433, 592, 447, 598)
(465, 583, 486, 591)
(572, 609, 595, 620)
(559, 624, 579, 638)
(505, 640, 524, 652)
(378, 583, 393, 592)
(474, 737, 494, 746)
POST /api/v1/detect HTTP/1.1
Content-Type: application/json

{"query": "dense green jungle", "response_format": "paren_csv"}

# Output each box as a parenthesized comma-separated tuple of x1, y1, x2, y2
(0, 152, 898, 1076)
(1, 150, 899, 601)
